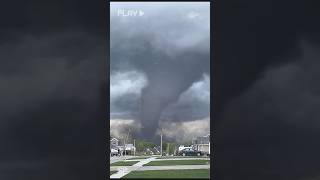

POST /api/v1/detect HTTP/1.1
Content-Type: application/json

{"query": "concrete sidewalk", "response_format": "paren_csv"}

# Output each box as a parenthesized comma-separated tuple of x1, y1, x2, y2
(136, 164, 210, 171)
(110, 157, 157, 179)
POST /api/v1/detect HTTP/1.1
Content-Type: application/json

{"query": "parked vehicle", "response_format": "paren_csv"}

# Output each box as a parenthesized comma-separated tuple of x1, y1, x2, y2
(178, 148, 203, 156)
(178, 145, 192, 152)
(110, 148, 119, 156)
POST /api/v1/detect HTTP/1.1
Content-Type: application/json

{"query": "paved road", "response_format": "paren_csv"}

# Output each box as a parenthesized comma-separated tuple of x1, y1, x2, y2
(111, 164, 210, 172)
(152, 157, 209, 161)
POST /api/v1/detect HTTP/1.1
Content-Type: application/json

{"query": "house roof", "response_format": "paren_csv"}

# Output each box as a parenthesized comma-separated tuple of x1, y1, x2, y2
(110, 138, 119, 142)
(125, 144, 134, 148)
(193, 135, 210, 144)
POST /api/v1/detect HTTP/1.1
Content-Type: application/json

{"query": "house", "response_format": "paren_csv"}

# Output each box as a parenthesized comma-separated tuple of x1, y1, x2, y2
(110, 137, 137, 156)
(117, 143, 136, 155)
(110, 137, 120, 153)
(152, 146, 161, 154)
(124, 144, 135, 152)
(192, 134, 210, 155)
(110, 137, 119, 147)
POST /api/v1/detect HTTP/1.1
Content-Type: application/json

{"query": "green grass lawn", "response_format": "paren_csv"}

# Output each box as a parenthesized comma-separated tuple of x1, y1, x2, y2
(157, 156, 208, 159)
(123, 169, 209, 178)
(127, 156, 150, 160)
(143, 160, 210, 166)
(110, 171, 117, 175)
(110, 161, 139, 166)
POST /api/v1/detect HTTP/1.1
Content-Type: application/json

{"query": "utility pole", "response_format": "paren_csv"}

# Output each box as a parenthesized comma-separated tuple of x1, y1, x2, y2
(160, 132, 163, 157)
(133, 139, 136, 156)
(123, 137, 126, 158)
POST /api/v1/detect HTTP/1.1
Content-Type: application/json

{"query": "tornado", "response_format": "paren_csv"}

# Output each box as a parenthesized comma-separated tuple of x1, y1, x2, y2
(137, 51, 209, 140)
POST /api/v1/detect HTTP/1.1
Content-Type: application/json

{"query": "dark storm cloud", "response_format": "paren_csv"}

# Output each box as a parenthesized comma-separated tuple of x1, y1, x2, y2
(161, 74, 210, 122)
(216, 41, 320, 180)
(0, 32, 106, 121)
(0, 1, 106, 179)
(110, 70, 147, 119)
(0, 31, 106, 180)
(215, 1, 320, 179)
(110, 2, 210, 140)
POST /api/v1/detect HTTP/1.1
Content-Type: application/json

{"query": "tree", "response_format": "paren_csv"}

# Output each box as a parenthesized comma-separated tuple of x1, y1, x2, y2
(162, 142, 168, 151)
(169, 143, 176, 155)
(135, 139, 156, 152)
(162, 142, 177, 155)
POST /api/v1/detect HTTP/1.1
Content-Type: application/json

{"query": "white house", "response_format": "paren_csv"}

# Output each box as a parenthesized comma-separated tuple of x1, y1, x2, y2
(124, 144, 136, 151)
(110, 137, 136, 155)
(116, 143, 136, 155)
(192, 134, 210, 155)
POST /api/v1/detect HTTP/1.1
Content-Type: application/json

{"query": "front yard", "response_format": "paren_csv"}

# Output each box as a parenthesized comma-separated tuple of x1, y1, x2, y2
(123, 169, 210, 178)
(110, 161, 139, 166)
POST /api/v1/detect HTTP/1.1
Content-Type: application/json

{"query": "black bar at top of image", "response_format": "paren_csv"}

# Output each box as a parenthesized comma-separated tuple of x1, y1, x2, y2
(109, 0, 210, 2)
